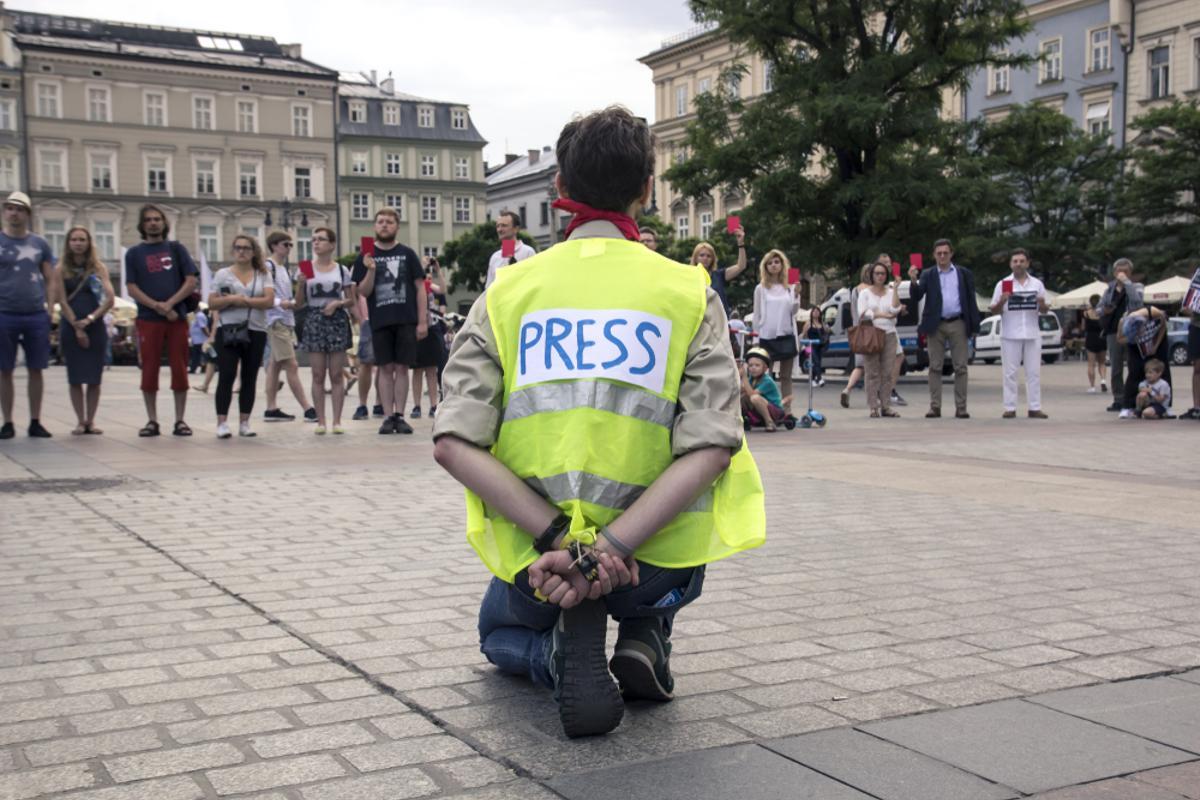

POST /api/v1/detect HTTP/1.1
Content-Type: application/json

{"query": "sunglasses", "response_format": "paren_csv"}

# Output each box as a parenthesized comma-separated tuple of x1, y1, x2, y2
(281, 242, 294, 248)
(232, 245, 254, 252)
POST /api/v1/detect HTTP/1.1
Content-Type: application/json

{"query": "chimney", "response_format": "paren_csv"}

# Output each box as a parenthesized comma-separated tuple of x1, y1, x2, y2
(280, 43, 302, 59)
(381, 71, 394, 95)
(505, 153, 519, 165)
(528, 149, 539, 164)
(368, 69, 377, 85)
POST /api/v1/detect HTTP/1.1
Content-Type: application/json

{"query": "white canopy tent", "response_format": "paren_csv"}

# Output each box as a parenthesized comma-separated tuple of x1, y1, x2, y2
(1050, 280, 1108, 310)
(1143, 275, 1192, 304)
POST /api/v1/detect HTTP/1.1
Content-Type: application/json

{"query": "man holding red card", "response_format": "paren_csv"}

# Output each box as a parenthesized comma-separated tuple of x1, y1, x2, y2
(989, 248, 1049, 419)
(485, 211, 536, 289)
(907, 239, 981, 418)
(351, 208, 428, 435)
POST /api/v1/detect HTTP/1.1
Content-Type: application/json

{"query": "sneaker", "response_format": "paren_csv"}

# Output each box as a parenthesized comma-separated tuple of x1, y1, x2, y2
(925, 408, 941, 418)
(332, 426, 344, 435)
(1028, 409, 1048, 419)
(890, 390, 907, 406)
(216, 421, 232, 439)
(1181, 408, 1200, 420)
(263, 408, 295, 422)
(548, 600, 623, 738)
(352, 405, 369, 420)
(314, 425, 327, 436)
(1087, 386, 1098, 394)
(1101, 381, 1108, 393)
(411, 406, 422, 419)
(1002, 410, 1016, 418)
(238, 421, 256, 438)
(303, 408, 318, 423)
(1118, 409, 1135, 419)
(955, 409, 970, 419)
(0, 421, 13, 440)
(428, 405, 437, 418)
(378, 415, 397, 435)
(840, 390, 850, 409)
(610, 617, 674, 702)
(372, 404, 385, 418)
(27, 420, 52, 438)
(1106, 402, 1121, 412)
(393, 415, 414, 434)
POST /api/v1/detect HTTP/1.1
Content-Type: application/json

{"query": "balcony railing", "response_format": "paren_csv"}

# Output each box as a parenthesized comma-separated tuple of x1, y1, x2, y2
(659, 21, 719, 50)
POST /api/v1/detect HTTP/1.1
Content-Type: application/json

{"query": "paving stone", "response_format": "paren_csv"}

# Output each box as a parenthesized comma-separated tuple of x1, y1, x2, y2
(168, 710, 293, 744)
(1025, 777, 1192, 799)
(1031, 677, 1200, 753)
(0, 762, 96, 799)
(344, 735, 476, 771)
(22, 727, 163, 766)
(549, 743, 874, 799)
(298, 768, 440, 800)
(105, 742, 244, 782)
(431, 756, 516, 789)
(1132, 761, 1200, 799)
(0, 720, 60, 747)
(767, 727, 1018, 800)
(816, 690, 941, 722)
(293, 696, 408, 725)
(194, 686, 316, 716)
(206, 753, 347, 796)
(0, 692, 113, 723)
(728, 704, 847, 737)
(250, 722, 377, 758)
(863, 699, 1194, 794)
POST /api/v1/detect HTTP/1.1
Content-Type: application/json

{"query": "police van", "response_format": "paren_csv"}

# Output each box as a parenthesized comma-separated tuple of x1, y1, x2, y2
(817, 282, 926, 373)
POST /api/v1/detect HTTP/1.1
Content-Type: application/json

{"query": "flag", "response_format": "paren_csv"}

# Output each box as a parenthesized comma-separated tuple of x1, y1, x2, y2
(118, 246, 130, 299)
(199, 248, 211, 303)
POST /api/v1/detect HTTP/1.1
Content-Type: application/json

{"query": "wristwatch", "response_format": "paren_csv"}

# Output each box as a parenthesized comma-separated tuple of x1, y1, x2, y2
(533, 513, 571, 554)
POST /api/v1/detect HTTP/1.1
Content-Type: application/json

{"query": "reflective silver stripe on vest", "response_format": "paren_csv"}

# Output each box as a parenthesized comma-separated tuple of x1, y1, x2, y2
(504, 382, 676, 429)
(526, 471, 713, 513)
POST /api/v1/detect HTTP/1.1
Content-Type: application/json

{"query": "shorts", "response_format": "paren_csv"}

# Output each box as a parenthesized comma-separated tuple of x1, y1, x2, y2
(267, 321, 296, 363)
(135, 318, 190, 393)
(356, 320, 375, 364)
(1142, 402, 1168, 418)
(854, 353, 865, 369)
(414, 326, 445, 368)
(0, 311, 51, 372)
(372, 322, 417, 367)
(1189, 325, 1200, 363)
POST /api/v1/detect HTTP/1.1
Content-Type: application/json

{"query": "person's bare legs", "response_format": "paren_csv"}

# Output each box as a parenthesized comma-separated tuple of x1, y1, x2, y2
(264, 357, 282, 411)
(310, 352, 328, 427)
(329, 352, 347, 426)
(69, 384, 85, 430)
(423, 365, 438, 411)
(777, 359, 794, 414)
(358, 363, 373, 408)
(0, 370, 13, 424)
(1087, 351, 1097, 387)
(412, 368, 424, 412)
(378, 363, 396, 415)
(28, 369, 43, 420)
(749, 394, 776, 430)
(85, 384, 102, 431)
(197, 361, 216, 392)
(843, 366, 862, 394)
(393, 365, 410, 415)
(142, 391, 158, 423)
(172, 390, 187, 425)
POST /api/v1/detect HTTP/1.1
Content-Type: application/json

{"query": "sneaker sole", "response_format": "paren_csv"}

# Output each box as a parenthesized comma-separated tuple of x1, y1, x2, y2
(557, 601, 623, 738)
(610, 644, 673, 702)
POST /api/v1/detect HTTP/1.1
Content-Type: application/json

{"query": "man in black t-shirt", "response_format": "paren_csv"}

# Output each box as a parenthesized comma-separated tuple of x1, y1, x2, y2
(351, 207, 428, 434)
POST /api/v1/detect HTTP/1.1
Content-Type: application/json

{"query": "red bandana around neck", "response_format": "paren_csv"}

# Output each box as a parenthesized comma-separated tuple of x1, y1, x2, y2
(552, 198, 641, 242)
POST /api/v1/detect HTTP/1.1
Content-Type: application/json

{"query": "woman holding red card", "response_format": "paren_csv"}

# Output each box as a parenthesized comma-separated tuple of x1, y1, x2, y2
(690, 222, 747, 316)
(297, 227, 356, 434)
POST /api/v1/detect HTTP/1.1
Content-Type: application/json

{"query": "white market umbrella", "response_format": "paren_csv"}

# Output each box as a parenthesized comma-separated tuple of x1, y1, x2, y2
(1143, 275, 1192, 304)
(1050, 280, 1109, 310)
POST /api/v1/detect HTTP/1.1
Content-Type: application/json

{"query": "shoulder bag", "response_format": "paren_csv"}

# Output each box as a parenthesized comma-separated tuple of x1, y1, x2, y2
(848, 322, 885, 355)
(221, 272, 256, 348)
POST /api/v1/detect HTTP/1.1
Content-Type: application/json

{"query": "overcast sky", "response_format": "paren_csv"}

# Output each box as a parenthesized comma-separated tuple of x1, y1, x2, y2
(31, 0, 697, 166)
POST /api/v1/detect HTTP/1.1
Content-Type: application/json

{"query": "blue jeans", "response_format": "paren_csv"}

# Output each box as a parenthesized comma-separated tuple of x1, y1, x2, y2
(477, 564, 705, 689)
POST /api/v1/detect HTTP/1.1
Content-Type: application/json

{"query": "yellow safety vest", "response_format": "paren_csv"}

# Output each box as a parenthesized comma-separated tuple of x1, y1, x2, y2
(466, 236, 766, 583)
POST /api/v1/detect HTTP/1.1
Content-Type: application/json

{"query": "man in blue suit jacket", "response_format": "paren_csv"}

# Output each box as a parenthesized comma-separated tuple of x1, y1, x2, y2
(907, 239, 981, 418)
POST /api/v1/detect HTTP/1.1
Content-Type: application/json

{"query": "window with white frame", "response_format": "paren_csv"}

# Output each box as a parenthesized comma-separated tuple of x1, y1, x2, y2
(238, 161, 259, 198)
(293, 166, 311, 198)
(383, 103, 400, 126)
(38, 149, 65, 189)
(454, 196, 472, 223)
(763, 62, 774, 92)
(451, 108, 467, 129)
(700, 211, 713, 239)
(36, 82, 60, 118)
(1089, 28, 1111, 72)
(348, 100, 367, 123)
(240, 225, 261, 246)
(420, 194, 439, 222)
(147, 156, 169, 193)
(1150, 46, 1170, 99)
(42, 219, 66, 256)
(351, 151, 368, 174)
(351, 192, 370, 220)
(1040, 39, 1062, 82)
(193, 96, 214, 130)
(295, 227, 313, 262)
(236, 100, 257, 133)
(1086, 101, 1111, 137)
(385, 194, 405, 219)
(676, 85, 688, 117)
(453, 156, 469, 180)
(698, 77, 711, 94)
(89, 152, 114, 191)
(92, 221, 116, 261)
(418, 106, 433, 128)
(292, 104, 311, 137)
(198, 224, 220, 264)
(989, 57, 1010, 94)
(540, 201, 549, 226)
(0, 156, 16, 192)
(676, 215, 689, 239)
(144, 92, 166, 126)
(87, 86, 111, 122)
(385, 153, 402, 176)
(420, 155, 437, 178)
(0, 99, 13, 131)
(195, 159, 216, 195)
(422, 246, 439, 260)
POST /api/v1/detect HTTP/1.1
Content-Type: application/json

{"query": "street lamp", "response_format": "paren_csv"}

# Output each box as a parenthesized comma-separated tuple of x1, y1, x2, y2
(263, 198, 309, 230)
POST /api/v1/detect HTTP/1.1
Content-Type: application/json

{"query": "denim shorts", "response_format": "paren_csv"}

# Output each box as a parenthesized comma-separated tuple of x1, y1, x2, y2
(0, 311, 51, 372)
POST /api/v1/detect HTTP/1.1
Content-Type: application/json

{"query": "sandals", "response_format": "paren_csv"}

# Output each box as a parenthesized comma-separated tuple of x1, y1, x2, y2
(84, 423, 103, 435)
(138, 421, 160, 437)
(72, 424, 87, 436)
(172, 421, 193, 437)
(881, 409, 901, 418)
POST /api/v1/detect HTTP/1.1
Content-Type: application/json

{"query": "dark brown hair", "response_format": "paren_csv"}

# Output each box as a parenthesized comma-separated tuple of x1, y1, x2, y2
(933, 238, 953, 252)
(313, 226, 336, 245)
(556, 106, 655, 212)
(231, 234, 267, 274)
(497, 210, 522, 229)
(136, 204, 170, 240)
(266, 231, 292, 250)
(1010, 247, 1030, 260)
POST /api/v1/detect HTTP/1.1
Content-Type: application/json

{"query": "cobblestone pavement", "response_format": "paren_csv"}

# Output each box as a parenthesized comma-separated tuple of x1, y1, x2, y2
(1, 362, 1198, 799)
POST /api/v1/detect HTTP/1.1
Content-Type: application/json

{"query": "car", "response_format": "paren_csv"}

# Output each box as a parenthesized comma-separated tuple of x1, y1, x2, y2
(1167, 317, 1192, 366)
(970, 313, 1063, 365)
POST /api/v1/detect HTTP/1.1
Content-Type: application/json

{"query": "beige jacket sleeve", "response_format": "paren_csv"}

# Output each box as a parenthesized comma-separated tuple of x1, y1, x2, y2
(432, 286, 745, 456)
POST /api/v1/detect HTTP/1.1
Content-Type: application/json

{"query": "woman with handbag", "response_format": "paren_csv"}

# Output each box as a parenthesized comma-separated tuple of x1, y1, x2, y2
(752, 249, 802, 413)
(51, 227, 115, 434)
(207, 235, 274, 439)
(296, 227, 355, 434)
(856, 261, 902, 418)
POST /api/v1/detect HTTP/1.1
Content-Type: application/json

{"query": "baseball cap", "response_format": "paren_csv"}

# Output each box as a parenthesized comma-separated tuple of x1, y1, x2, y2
(4, 191, 31, 211)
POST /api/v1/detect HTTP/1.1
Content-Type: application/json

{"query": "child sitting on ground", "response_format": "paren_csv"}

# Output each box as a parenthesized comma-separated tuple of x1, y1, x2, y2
(740, 347, 787, 432)
(1136, 358, 1171, 419)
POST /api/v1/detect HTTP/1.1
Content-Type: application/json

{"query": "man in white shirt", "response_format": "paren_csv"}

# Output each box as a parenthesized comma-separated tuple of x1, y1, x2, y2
(989, 248, 1049, 419)
(484, 210, 536, 288)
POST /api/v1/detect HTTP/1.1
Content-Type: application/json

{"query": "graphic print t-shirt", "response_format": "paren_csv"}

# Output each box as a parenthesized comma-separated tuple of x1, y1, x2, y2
(124, 241, 198, 321)
(0, 232, 55, 314)
(351, 243, 420, 330)
(304, 265, 351, 310)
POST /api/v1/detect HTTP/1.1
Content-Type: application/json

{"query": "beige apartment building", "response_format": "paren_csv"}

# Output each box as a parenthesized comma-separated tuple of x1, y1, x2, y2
(10, 9, 338, 279)
(1121, 0, 1200, 138)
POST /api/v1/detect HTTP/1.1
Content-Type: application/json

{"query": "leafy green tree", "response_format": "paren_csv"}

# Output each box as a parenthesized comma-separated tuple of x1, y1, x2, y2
(958, 104, 1122, 291)
(442, 223, 537, 293)
(1105, 101, 1200, 280)
(667, 0, 1031, 283)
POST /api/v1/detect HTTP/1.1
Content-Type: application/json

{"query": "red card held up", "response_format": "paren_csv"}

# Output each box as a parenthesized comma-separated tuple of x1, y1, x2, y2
(360, 237, 374, 257)
(788, 267, 800, 284)
(726, 216, 741, 234)
(298, 260, 314, 279)
(1002, 279, 1014, 294)
(892, 262, 901, 279)
(501, 239, 516, 258)
(909, 253, 923, 269)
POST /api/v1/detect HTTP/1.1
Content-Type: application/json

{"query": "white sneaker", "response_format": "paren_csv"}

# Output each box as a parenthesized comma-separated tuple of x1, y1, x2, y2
(1087, 386, 1098, 394)
(1118, 409, 1135, 419)
(239, 421, 256, 437)
(216, 421, 232, 439)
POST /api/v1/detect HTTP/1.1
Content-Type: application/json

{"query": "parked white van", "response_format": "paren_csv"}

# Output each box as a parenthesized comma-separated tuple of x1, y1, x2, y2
(970, 313, 1063, 364)
(817, 282, 926, 373)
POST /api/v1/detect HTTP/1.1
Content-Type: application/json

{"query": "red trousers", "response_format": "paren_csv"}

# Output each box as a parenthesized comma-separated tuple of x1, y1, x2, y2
(136, 319, 190, 393)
